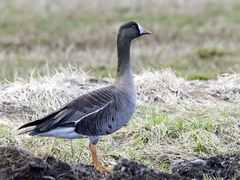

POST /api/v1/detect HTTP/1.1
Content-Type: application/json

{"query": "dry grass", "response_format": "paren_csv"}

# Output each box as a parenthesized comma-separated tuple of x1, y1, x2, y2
(136, 69, 240, 107)
(0, 66, 239, 171)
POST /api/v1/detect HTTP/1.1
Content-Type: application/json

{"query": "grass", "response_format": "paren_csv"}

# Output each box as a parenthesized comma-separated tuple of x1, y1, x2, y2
(0, 67, 240, 174)
(1, 0, 240, 81)
(166, 48, 240, 80)
(0, 0, 240, 179)
(150, 3, 240, 79)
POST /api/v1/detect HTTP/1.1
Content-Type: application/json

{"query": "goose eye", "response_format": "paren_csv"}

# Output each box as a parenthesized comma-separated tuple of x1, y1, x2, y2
(131, 25, 136, 29)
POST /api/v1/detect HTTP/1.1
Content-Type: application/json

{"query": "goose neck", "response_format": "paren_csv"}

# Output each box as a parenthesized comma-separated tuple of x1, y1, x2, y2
(116, 36, 132, 78)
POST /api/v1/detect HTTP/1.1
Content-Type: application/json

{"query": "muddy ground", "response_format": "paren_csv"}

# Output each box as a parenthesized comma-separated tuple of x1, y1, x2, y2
(0, 146, 239, 180)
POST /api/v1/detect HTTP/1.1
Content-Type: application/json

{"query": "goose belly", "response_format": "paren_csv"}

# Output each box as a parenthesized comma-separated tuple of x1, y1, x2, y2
(103, 102, 136, 135)
(37, 127, 86, 139)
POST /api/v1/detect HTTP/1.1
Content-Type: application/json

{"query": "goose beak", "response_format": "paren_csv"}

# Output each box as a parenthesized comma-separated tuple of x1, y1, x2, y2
(138, 25, 151, 35)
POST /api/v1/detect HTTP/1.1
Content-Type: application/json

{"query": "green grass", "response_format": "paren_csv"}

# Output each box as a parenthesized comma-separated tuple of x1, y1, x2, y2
(165, 48, 240, 80)
(2, 104, 239, 165)
(1, 0, 240, 81)
(106, 104, 239, 171)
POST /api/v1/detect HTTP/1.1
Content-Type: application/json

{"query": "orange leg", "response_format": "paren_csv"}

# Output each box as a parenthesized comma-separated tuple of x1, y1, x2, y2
(89, 143, 112, 174)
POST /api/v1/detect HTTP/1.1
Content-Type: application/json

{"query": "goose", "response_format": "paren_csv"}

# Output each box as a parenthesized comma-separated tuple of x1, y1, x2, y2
(18, 21, 151, 174)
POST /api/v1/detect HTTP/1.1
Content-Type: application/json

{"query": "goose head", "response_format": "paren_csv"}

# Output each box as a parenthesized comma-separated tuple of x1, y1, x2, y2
(118, 21, 151, 41)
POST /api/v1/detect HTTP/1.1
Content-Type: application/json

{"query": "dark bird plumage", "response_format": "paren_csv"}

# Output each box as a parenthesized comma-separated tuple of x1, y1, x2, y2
(18, 21, 151, 173)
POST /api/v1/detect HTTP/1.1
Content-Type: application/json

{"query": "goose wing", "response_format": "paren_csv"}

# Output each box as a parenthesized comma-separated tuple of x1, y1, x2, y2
(19, 86, 118, 136)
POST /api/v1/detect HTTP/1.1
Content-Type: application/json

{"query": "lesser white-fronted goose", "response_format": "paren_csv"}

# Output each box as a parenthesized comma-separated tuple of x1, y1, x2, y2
(18, 21, 151, 174)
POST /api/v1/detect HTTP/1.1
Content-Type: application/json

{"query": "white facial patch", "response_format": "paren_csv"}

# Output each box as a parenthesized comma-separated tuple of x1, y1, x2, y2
(137, 23, 144, 34)
(136, 23, 151, 35)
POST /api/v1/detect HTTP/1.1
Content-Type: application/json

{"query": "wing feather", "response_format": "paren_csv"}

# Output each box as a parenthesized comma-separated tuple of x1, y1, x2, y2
(74, 88, 135, 136)
(18, 86, 116, 136)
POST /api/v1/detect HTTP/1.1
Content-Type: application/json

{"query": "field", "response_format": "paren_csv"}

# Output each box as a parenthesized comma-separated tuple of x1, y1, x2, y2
(0, 0, 240, 179)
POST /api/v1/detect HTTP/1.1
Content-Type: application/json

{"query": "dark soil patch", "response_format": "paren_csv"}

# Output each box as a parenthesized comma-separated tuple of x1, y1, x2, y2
(0, 146, 239, 180)
(172, 154, 240, 180)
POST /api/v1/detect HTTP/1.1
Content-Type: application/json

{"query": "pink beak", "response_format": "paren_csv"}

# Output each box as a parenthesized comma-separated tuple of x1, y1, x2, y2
(138, 24, 151, 35)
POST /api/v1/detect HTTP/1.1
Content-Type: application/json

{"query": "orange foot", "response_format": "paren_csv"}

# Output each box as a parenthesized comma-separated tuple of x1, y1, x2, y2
(89, 143, 112, 174)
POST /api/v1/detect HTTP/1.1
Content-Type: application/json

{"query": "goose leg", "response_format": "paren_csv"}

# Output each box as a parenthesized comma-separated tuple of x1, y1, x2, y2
(89, 143, 112, 174)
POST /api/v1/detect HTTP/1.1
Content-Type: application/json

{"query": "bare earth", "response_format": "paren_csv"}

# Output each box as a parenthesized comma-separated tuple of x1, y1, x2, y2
(0, 146, 239, 180)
